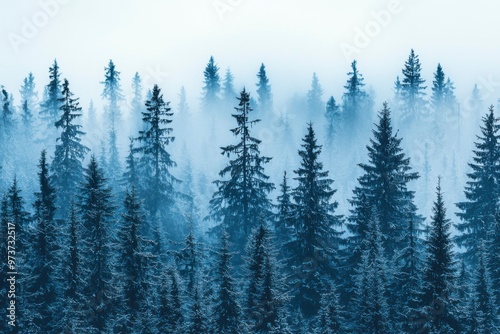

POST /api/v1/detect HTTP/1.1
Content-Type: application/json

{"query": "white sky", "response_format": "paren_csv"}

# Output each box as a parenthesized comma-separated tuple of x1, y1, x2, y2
(1, 0, 500, 110)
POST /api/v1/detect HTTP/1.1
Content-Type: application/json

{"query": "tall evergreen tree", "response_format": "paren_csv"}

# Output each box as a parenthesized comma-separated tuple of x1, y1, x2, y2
(122, 137, 138, 187)
(314, 280, 346, 333)
(418, 179, 461, 333)
(19, 72, 38, 113)
(202, 56, 221, 109)
(78, 156, 116, 332)
(346, 102, 421, 268)
(51, 79, 89, 217)
(130, 72, 143, 132)
(178, 86, 190, 115)
(24, 150, 59, 333)
(207, 88, 274, 256)
(286, 123, 343, 318)
(187, 285, 209, 334)
(307, 72, 324, 116)
(222, 68, 237, 107)
(212, 232, 243, 334)
(325, 96, 340, 143)
(342, 60, 371, 129)
(275, 171, 293, 250)
(256, 63, 273, 113)
(40, 59, 62, 125)
(134, 84, 178, 220)
(400, 49, 427, 122)
(431, 63, 446, 112)
(456, 106, 500, 265)
(114, 186, 152, 332)
(353, 211, 392, 334)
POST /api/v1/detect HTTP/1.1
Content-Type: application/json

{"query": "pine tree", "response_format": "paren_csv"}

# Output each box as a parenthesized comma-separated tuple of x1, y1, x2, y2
(470, 244, 498, 333)
(178, 86, 190, 115)
(212, 232, 243, 334)
(222, 68, 236, 107)
(400, 49, 427, 122)
(286, 123, 343, 318)
(202, 56, 221, 109)
(346, 102, 421, 270)
(40, 59, 62, 125)
(114, 186, 151, 332)
(275, 171, 293, 250)
(187, 285, 209, 334)
(456, 106, 500, 265)
(174, 224, 203, 295)
(256, 63, 273, 113)
(130, 72, 143, 132)
(491, 212, 500, 309)
(134, 84, 178, 220)
(431, 63, 446, 111)
(207, 88, 274, 257)
(21, 100, 33, 130)
(325, 96, 340, 143)
(307, 72, 324, 116)
(24, 150, 59, 333)
(419, 179, 461, 333)
(59, 201, 87, 333)
(51, 79, 89, 217)
(78, 156, 116, 332)
(353, 211, 391, 334)
(244, 222, 286, 332)
(101, 60, 124, 181)
(314, 280, 346, 333)
(122, 137, 138, 187)
(19, 72, 38, 113)
(342, 60, 371, 129)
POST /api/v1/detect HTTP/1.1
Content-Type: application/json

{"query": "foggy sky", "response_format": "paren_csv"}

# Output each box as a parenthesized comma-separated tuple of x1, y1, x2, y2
(1, 0, 500, 111)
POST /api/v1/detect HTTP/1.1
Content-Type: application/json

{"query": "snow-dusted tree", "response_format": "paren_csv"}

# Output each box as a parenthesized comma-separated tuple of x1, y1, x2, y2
(418, 179, 461, 333)
(286, 123, 343, 318)
(202, 56, 221, 109)
(456, 106, 500, 265)
(256, 63, 273, 113)
(122, 137, 138, 187)
(130, 72, 143, 132)
(314, 280, 347, 333)
(24, 150, 59, 333)
(346, 102, 421, 270)
(40, 59, 62, 125)
(113, 186, 152, 332)
(19, 72, 38, 128)
(173, 223, 204, 295)
(78, 156, 116, 332)
(51, 79, 89, 217)
(342, 60, 371, 129)
(307, 72, 324, 116)
(274, 171, 293, 250)
(207, 88, 274, 256)
(244, 222, 286, 332)
(186, 285, 209, 334)
(400, 49, 427, 122)
(352, 211, 392, 334)
(431, 63, 446, 111)
(134, 84, 178, 220)
(212, 232, 243, 333)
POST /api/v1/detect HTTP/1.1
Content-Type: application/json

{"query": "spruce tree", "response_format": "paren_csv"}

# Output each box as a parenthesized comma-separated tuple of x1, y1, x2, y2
(212, 232, 243, 334)
(202, 56, 221, 109)
(400, 49, 427, 122)
(314, 280, 347, 333)
(346, 102, 421, 270)
(51, 78, 89, 217)
(40, 59, 62, 125)
(207, 88, 274, 257)
(222, 68, 237, 107)
(419, 179, 461, 333)
(342, 60, 371, 130)
(275, 171, 293, 250)
(130, 72, 143, 132)
(78, 156, 116, 332)
(178, 86, 190, 115)
(456, 106, 500, 265)
(353, 211, 392, 334)
(286, 123, 343, 318)
(244, 222, 286, 332)
(114, 186, 151, 332)
(431, 63, 446, 111)
(187, 285, 209, 334)
(19, 72, 38, 113)
(307, 72, 324, 116)
(122, 137, 138, 187)
(256, 63, 273, 113)
(24, 150, 59, 333)
(134, 84, 178, 221)
(325, 96, 340, 143)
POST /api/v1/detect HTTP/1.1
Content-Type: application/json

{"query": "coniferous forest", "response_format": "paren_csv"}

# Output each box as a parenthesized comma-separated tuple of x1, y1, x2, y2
(1, 47, 500, 333)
